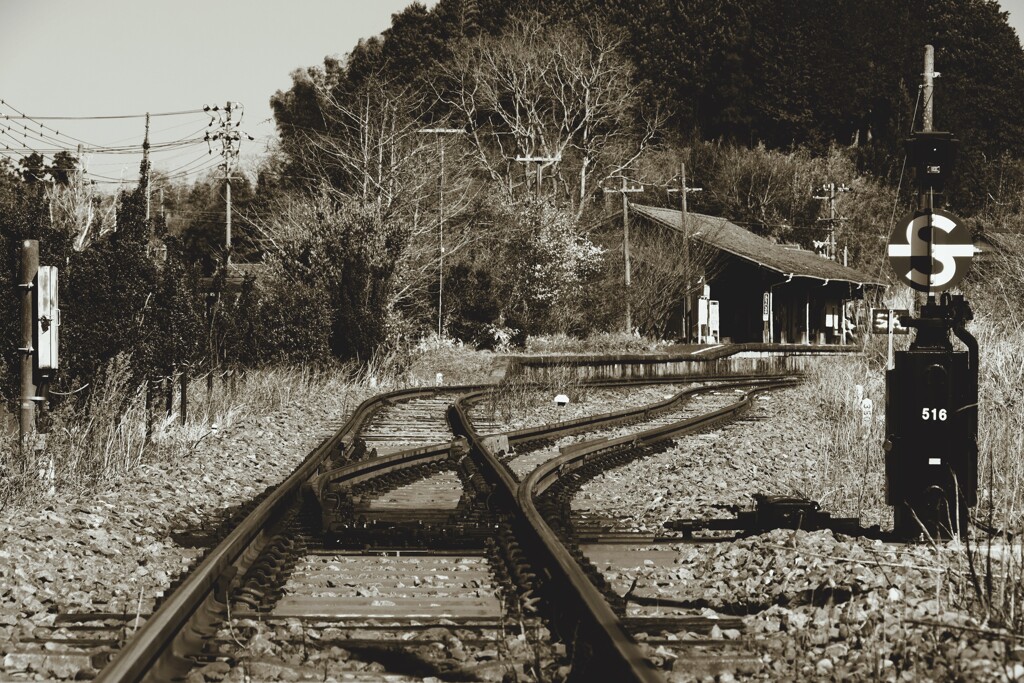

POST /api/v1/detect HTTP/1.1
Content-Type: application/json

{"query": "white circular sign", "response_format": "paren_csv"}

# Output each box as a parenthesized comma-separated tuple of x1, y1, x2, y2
(887, 210, 973, 292)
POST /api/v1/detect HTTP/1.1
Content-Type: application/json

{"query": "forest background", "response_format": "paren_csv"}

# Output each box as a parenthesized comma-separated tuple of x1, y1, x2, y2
(2, 0, 1024, 405)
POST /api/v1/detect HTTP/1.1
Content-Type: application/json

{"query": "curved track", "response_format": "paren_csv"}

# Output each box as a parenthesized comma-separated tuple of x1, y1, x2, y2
(90, 370, 804, 682)
(449, 377, 799, 682)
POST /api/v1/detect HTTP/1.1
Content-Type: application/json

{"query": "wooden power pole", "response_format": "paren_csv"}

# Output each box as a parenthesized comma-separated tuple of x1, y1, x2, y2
(668, 163, 702, 341)
(143, 113, 151, 225)
(813, 181, 850, 261)
(603, 177, 644, 333)
(18, 240, 38, 459)
(515, 155, 560, 201)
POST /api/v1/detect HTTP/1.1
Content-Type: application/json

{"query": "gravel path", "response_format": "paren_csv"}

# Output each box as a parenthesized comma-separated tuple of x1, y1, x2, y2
(570, 384, 1018, 681)
(573, 389, 817, 529)
(0, 384, 370, 680)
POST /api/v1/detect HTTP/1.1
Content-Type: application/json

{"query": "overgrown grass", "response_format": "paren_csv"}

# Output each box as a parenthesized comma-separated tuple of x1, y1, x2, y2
(483, 363, 588, 424)
(356, 334, 505, 388)
(806, 316, 1024, 530)
(805, 317, 1024, 637)
(800, 334, 889, 526)
(524, 332, 669, 355)
(0, 342, 510, 512)
(0, 356, 365, 511)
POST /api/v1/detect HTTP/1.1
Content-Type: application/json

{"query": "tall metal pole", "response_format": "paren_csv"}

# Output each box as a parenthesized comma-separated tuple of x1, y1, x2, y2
(667, 164, 701, 340)
(419, 128, 466, 338)
(602, 177, 643, 334)
(439, 144, 444, 338)
(921, 45, 936, 306)
(18, 240, 38, 460)
(923, 45, 935, 134)
(622, 175, 632, 333)
(680, 163, 690, 341)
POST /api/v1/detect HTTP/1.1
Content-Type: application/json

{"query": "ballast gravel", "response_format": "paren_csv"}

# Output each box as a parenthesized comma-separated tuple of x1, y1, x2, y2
(3, 370, 1015, 682)
(0, 384, 371, 680)
(572, 384, 1019, 682)
(468, 384, 688, 433)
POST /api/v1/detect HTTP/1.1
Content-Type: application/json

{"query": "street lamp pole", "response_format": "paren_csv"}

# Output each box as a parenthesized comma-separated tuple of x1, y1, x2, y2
(418, 128, 464, 339)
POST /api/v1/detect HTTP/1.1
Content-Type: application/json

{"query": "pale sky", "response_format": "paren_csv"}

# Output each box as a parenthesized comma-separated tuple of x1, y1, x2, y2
(0, 0, 437, 186)
(1, 0, 1023, 190)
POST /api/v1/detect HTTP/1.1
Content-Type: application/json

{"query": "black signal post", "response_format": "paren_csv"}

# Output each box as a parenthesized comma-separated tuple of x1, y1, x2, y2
(882, 49, 978, 539)
(884, 294, 978, 539)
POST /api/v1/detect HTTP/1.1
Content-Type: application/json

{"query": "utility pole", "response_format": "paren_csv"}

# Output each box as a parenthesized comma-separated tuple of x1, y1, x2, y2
(143, 113, 151, 225)
(205, 102, 253, 266)
(419, 127, 464, 338)
(668, 163, 702, 341)
(923, 45, 935, 134)
(514, 155, 560, 201)
(18, 240, 38, 460)
(603, 176, 644, 333)
(813, 182, 850, 261)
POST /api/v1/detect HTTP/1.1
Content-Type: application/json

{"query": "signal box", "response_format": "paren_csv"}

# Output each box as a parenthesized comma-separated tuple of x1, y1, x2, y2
(884, 298, 978, 538)
(905, 131, 959, 197)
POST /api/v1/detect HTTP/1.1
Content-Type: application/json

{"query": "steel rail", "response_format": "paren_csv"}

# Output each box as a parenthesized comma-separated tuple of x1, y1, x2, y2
(98, 373, 795, 681)
(524, 377, 798, 498)
(450, 376, 798, 683)
(501, 375, 793, 446)
(509, 342, 861, 366)
(95, 384, 483, 683)
(309, 375, 794, 513)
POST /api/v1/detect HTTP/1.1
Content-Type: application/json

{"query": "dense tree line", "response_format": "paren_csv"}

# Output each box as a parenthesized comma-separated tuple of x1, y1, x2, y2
(0, 156, 204, 408)
(1, 0, 1022, 412)
(273, 0, 1024, 209)
(262, 0, 1024, 349)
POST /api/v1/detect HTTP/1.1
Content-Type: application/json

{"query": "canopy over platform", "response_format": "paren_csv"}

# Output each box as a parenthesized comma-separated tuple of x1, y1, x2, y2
(630, 204, 885, 287)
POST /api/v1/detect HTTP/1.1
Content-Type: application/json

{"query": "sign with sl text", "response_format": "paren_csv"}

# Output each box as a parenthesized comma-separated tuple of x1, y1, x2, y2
(887, 210, 974, 292)
(871, 308, 910, 335)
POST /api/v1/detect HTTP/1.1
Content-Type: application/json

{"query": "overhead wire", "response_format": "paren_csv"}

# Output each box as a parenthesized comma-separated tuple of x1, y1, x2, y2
(0, 108, 205, 120)
(0, 100, 213, 156)
(0, 99, 100, 147)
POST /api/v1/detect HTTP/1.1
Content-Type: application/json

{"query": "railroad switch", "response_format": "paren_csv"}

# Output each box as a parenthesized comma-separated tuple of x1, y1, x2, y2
(664, 494, 881, 539)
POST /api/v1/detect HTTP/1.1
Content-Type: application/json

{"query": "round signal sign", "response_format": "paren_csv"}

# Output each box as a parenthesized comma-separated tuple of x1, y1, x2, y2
(887, 210, 974, 292)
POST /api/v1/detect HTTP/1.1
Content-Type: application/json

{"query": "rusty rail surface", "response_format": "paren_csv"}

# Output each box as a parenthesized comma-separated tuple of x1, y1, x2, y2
(97, 368, 801, 681)
(95, 384, 483, 683)
(449, 376, 798, 683)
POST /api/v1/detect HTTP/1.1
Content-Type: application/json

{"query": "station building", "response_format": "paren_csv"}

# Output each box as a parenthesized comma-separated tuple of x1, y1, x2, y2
(630, 204, 885, 344)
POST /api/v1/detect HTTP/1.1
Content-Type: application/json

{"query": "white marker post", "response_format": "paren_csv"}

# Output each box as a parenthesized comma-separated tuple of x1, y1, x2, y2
(888, 309, 895, 370)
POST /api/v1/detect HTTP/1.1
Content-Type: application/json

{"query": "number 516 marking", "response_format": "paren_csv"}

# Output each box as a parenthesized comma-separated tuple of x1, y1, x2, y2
(922, 408, 948, 421)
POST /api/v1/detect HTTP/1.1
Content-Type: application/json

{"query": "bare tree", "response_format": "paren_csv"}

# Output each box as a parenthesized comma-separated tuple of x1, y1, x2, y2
(437, 15, 661, 212)
(47, 169, 116, 251)
(259, 75, 486, 323)
(628, 218, 725, 339)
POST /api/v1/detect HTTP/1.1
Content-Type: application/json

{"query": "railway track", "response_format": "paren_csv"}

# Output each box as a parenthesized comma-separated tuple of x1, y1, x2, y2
(28, 370, 802, 681)
(449, 376, 799, 682)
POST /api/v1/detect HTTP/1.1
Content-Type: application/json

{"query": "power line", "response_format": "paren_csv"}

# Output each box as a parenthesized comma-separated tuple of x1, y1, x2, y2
(0, 108, 206, 121)
(0, 119, 209, 157)
(0, 100, 211, 153)
(0, 99, 99, 147)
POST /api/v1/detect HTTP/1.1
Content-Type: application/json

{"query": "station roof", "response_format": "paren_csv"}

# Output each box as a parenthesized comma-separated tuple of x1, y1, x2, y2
(630, 204, 886, 287)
